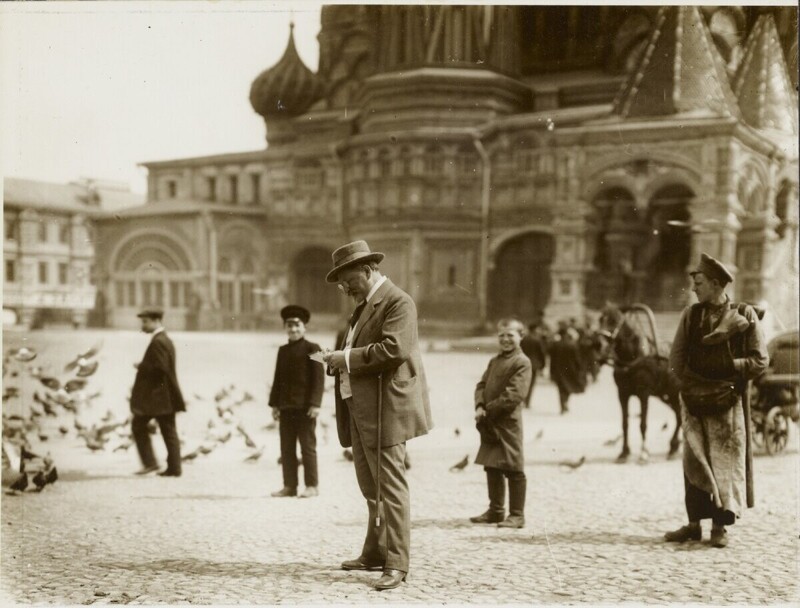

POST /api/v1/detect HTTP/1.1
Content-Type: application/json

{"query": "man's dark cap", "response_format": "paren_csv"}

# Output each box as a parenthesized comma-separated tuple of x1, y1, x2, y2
(281, 305, 310, 324)
(690, 253, 734, 285)
(137, 307, 164, 320)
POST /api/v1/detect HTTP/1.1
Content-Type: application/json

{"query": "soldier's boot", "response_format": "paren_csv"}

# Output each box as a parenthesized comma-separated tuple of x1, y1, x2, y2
(498, 477, 526, 529)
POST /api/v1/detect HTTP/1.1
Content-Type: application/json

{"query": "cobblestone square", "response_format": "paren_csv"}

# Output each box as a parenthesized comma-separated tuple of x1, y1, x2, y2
(2, 329, 798, 604)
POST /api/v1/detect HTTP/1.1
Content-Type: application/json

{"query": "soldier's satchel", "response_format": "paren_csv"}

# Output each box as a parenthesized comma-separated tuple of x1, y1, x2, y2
(682, 379, 738, 417)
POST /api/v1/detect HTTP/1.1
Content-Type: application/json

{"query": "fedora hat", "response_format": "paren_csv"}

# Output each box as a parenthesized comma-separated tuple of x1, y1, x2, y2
(326, 240, 384, 283)
(690, 253, 734, 285)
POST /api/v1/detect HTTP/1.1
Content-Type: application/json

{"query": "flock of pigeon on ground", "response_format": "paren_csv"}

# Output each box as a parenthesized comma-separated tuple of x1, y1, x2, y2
(2, 342, 595, 496)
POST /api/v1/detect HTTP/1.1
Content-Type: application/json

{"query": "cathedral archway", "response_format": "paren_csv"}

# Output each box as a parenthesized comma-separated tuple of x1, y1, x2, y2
(291, 247, 339, 314)
(488, 232, 554, 322)
(639, 184, 693, 310)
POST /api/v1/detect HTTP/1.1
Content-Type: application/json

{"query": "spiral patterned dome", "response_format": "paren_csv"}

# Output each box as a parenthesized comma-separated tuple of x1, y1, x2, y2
(250, 24, 324, 118)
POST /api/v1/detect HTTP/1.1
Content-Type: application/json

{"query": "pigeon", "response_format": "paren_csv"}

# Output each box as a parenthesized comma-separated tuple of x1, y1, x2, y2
(58, 426, 69, 436)
(37, 433, 48, 442)
(265, 421, 277, 431)
(182, 448, 201, 462)
(3, 387, 20, 400)
(39, 377, 61, 391)
(603, 435, 622, 446)
(559, 456, 586, 470)
(454, 427, 461, 438)
(101, 409, 115, 423)
(449, 455, 469, 472)
(214, 388, 229, 403)
(217, 431, 233, 444)
(75, 360, 99, 378)
(244, 446, 265, 462)
(535, 429, 544, 440)
(64, 342, 102, 372)
(343, 448, 354, 462)
(85, 437, 106, 452)
(28, 366, 44, 378)
(197, 443, 216, 455)
(113, 439, 134, 452)
(11, 347, 37, 362)
(241, 391, 254, 403)
(661, 422, 669, 431)
(236, 424, 257, 449)
(193, 393, 205, 401)
(74, 419, 86, 431)
(64, 378, 87, 393)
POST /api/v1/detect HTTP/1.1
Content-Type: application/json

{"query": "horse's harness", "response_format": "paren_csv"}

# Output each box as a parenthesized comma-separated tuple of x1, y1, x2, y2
(598, 314, 652, 374)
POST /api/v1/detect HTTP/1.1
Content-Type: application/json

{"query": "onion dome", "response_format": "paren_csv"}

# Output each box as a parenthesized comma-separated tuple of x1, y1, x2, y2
(613, 6, 740, 120)
(732, 13, 798, 134)
(250, 24, 324, 118)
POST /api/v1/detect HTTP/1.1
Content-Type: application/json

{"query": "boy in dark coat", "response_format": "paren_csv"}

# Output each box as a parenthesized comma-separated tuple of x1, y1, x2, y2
(269, 305, 325, 498)
(471, 318, 532, 529)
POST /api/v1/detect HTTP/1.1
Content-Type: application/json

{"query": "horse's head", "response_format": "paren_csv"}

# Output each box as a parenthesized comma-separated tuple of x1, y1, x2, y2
(596, 304, 645, 367)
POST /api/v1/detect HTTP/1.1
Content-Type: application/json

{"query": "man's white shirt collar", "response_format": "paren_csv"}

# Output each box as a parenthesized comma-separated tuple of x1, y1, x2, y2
(364, 275, 387, 305)
(151, 327, 165, 339)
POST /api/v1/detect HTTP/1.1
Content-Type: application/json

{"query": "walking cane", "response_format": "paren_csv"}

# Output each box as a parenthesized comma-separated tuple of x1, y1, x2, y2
(743, 379, 754, 508)
(375, 373, 384, 528)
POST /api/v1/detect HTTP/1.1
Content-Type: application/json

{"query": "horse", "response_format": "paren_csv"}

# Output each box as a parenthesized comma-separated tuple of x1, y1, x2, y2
(597, 304, 682, 463)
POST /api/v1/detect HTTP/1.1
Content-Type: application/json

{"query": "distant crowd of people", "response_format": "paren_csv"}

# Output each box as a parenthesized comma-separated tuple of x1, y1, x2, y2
(519, 312, 604, 415)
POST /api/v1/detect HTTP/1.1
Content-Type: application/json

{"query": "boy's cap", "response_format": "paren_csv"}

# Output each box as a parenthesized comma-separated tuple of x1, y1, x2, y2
(137, 307, 164, 320)
(281, 305, 310, 324)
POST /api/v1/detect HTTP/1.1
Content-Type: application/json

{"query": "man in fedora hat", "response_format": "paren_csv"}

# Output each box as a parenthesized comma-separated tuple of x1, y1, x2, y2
(666, 253, 768, 547)
(269, 305, 324, 498)
(322, 240, 433, 590)
(130, 307, 185, 477)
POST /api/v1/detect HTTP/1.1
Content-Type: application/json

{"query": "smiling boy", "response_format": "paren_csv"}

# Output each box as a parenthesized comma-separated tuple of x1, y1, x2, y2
(471, 318, 532, 528)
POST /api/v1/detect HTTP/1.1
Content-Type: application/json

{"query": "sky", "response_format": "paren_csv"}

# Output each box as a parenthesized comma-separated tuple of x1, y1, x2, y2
(0, 1, 324, 194)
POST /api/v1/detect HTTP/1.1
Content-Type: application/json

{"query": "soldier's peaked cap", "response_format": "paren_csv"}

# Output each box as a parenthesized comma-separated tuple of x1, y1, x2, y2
(690, 253, 734, 285)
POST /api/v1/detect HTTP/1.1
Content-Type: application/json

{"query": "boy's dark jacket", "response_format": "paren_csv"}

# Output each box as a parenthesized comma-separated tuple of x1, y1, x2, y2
(269, 338, 324, 410)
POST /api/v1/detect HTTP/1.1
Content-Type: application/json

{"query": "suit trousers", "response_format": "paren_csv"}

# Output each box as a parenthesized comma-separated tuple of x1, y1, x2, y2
(278, 409, 318, 489)
(347, 398, 410, 573)
(132, 413, 181, 473)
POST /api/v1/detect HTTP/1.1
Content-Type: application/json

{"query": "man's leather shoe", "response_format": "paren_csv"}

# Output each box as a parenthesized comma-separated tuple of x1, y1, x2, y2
(374, 569, 406, 590)
(299, 486, 319, 498)
(158, 470, 181, 477)
(470, 510, 505, 524)
(710, 526, 729, 548)
(341, 557, 384, 571)
(664, 523, 701, 542)
(271, 487, 297, 497)
(497, 515, 525, 529)
(134, 464, 159, 476)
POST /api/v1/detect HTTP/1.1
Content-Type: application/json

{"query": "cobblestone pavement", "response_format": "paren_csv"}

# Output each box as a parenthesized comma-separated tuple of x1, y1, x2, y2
(2, 330, 799, 604)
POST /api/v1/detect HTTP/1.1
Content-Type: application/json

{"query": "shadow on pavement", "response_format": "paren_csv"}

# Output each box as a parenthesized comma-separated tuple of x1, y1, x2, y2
(412, 517, 475, 530)
(57, 470, 134, 482)
(482, 530, 663, 547)
(133, 494, 269, 500)
(100, 558, 379, 586)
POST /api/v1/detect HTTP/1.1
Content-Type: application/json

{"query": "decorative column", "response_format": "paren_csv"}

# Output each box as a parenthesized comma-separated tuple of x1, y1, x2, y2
(547, 201, 592, 320)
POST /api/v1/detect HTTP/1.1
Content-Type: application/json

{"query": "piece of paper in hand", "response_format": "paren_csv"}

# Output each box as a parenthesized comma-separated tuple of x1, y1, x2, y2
(308, 351, 326, 364)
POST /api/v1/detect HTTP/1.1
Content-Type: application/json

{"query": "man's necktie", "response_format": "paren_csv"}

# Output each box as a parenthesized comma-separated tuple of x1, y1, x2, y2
(349, 301, 366, 328)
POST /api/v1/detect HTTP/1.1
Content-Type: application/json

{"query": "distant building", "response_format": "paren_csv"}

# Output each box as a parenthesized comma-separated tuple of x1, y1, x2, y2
(2, 177, 143, 328)
(95, 6, 799, 332)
